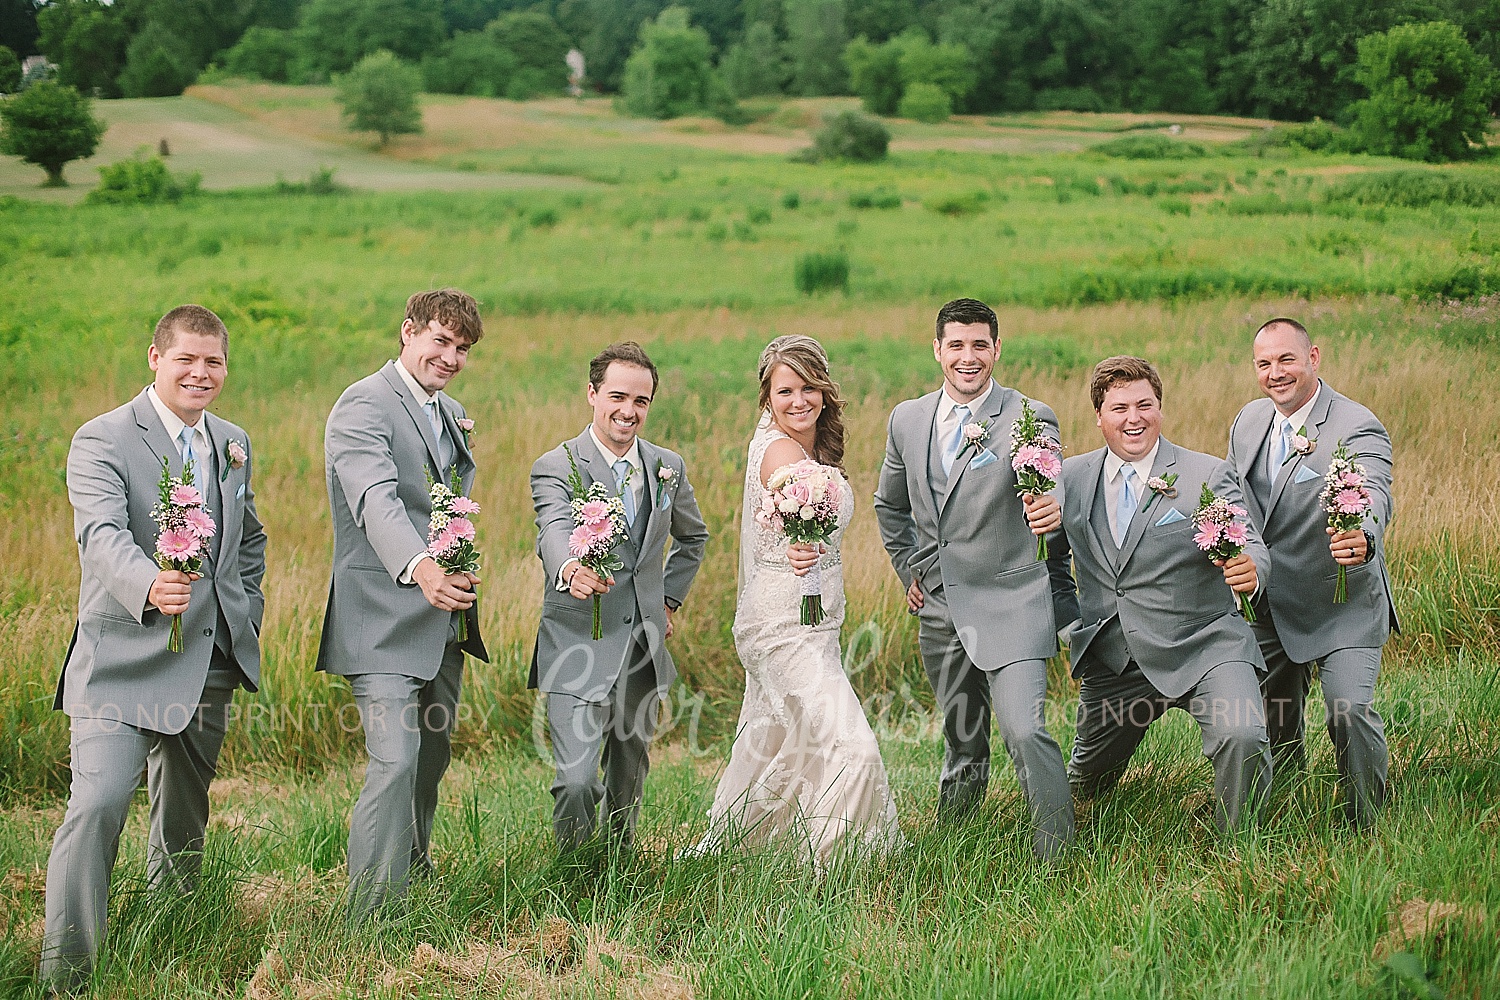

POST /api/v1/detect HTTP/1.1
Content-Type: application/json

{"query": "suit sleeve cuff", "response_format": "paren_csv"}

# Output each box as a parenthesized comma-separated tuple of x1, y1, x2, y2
(399, 552, 431, 585)
(664, 596, 681, 611)
(555, 558, 579, 592)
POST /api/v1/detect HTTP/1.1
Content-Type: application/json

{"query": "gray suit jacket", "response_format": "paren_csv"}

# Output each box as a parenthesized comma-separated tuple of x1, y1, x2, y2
(874, 380, 1078, 670)
(1055, 439, 1269, 700)
(54, 389, 266, 734)
(1227, 380, 1398, 662)
(317, 361, 488, 679)
(529, 429, 708, 702)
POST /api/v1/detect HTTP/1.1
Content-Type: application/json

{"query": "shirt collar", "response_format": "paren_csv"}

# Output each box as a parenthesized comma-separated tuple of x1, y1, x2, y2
(1105, 440, 1160, 485)
(1275, 383, 1320, 436)
(588, 424, 642, 475)
(146, 386, 206, 447)
(394, 358, 437, 406)
(938, 380, 993, 422)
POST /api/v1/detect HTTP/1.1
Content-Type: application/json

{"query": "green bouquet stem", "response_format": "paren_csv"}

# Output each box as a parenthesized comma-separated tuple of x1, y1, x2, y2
(592, 594, 603, 640)
(1238, 592, 1257, 624)
(1036, 533, 1048, 561)
(168, 614, 184, 653)
(1334, 565, 1348, 604)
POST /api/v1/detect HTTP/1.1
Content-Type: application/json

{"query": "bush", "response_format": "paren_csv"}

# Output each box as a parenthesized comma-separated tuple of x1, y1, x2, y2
(808, 110, 889, 162)
(620, 7, 738, 121)
(86, 153, 199, 205)
(274, 166, 346, 195)
(848, 188, 901, 209)
(420, 31, 515, 97)
(795, 250, 849, 294)
(1325, 169, 1500, 208)
(0, 79, 104, 186)
(1239, 119, 1351, 156)
(1349, 21, 1498, 162)
(781, 191, 800, 209)
(721, 21, 786, 98)
(898, 81, 951, 122)
(0, 44, 20, 93)
(224, 26, 298, 83)
(1091, 134, 1208, 159)
(336, 50, 422, 145)
(118, 22, 198, 97)
(924, 191, 987, 216)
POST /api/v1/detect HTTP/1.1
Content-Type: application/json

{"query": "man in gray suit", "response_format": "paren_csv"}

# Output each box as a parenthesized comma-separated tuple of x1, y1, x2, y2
(1056, 356, 1272, 831)
(1228, 318, 1397, 828)
(318, 288, 489, 918)
(531, 342, 708, 852)
(874, 298, 1077, 859)
(42, 305, 266, 987)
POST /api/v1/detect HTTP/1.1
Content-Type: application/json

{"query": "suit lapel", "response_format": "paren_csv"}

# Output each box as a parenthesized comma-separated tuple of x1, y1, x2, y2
(1077, 449, 1114, 572)
(381, 362, 445, 477)
(1116, 440, 1176, 573)
(133, 390, 182, 477)
(938, 381, 1006, 517)
(1266, 382, 1330, 522)
(636, 439, 665, 553)
(913, 390, 944, 525)
(436, 394, 475, 486)
(205, 414, 241, 566)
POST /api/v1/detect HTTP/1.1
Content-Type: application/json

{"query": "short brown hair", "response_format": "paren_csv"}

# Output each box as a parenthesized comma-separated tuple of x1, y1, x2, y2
(935, 297, 999, 342)
(153, 304, 228, 353)
(1090, 355, 1163, 411)
(589, 342, 658, 396)
(403, 288, 483, 346)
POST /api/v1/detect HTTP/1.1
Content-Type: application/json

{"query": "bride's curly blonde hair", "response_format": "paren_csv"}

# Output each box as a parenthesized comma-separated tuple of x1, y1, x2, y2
(757, 335, 847, 471)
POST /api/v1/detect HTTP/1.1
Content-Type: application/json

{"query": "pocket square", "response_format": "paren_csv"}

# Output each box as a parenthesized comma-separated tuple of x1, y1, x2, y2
(969, 447, 999, 470)
(1294, 465, 1321, 484)
(236, 484, 246, 499)
(1155, 507, 1187, 526)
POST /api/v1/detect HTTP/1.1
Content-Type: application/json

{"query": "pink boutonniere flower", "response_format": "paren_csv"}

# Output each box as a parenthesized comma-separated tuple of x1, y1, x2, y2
(456, 417, 475, 447)
(222, 440, 247, 481)
(1282, 425, 1317, 466)
(655, 460, 677, 507)
(1141, 472, 1179, 512)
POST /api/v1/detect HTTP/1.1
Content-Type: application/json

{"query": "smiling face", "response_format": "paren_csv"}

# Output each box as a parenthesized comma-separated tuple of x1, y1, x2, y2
(399, 318, 470, 393)
(934, 321, 997, 402)
(588, 360, 654, 456)
(1097, 379, 1163, 463)
(767, 362, 824, 439)
(1253, 323, 1320, 416)
(148, 329, 226, 425)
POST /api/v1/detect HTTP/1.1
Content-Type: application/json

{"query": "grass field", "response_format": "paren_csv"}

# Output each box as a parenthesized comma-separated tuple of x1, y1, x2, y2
(0, 84, 1497, 997)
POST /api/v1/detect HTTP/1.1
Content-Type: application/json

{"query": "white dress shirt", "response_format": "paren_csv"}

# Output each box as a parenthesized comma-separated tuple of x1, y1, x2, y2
(1103, 440, 1159, 544)
(1269, 387, 1319, 479)
(147, 386, 213, 483)
(936, 381, 993, 468)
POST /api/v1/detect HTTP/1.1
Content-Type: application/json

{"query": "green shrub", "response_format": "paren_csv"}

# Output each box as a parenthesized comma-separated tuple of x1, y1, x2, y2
(795, 250, 849, 294)
(85, 154, 199, 205)
(1216, 194, 1318, 216)
(1091, 134, 1208, 159)
(274, 166, 346, 195)
(747, 205, 772, 224)
(848, 188, 901, 209)
(897, 81, 951, 123)
(1325, 169, 1500, 208)
(781, 191, 800, 209)
(807, 110, 890, 163)
(925, 191, 987, 216)
(1413, 264, 1500, 300)
(529, 206, 559, 227)
(1159, 198, 1191, 216)
(224, 26, 298, 83)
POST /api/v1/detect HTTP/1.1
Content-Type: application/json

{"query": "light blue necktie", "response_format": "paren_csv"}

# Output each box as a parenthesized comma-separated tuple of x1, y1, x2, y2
(614, 459, 637, 527)
(1115, 465, 1139, 546)
(1269, 419, 1294, 479)
(424, 400, 452, 471)
(179, 426, 201, 486)
(942, 404, 971, 476)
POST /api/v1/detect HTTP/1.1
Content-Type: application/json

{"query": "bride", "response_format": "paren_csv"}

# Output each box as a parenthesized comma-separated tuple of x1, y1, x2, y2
(690, 335, 903, 863)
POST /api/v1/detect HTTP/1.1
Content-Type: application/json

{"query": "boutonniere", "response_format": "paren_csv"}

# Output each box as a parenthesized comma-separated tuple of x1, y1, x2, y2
(654, 459, 677, 507)
(1141, 472, 1178, 512)
(221, 439, 247, 481)
(456, 417, 474, 447)
(957, 419, 991, 459)
(1282, 425, 1316, 465)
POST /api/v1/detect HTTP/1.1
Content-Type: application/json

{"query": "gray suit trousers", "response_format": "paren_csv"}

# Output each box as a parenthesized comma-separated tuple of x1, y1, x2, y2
(1256, 613, 1387, 828)
(346, 641, 464, 920)
(917, 586, 1074, 859)
(1069, 658, 1272, 830)
(547, 639, 660, 851)
(41, 660, 239, 985)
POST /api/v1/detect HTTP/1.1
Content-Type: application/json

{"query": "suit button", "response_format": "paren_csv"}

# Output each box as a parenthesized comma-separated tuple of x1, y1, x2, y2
(623, 615, 633, 624)
(1115, 589, 1124, 597)
(203, 628, 213, 636)
(940, 540, 949, 547)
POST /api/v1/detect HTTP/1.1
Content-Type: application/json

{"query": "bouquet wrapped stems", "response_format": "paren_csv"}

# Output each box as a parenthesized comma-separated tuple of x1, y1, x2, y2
(1320, 440, 1375, 605)
(800, 561, 825, 627)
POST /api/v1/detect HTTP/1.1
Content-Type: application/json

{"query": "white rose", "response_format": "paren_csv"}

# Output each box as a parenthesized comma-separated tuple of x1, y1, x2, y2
(779, 496, 800, 514)
(799, 506, 815, 519)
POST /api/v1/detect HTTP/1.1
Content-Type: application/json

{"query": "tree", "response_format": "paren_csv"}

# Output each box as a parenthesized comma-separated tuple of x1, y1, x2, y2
(336, 50, 423, 145)
(36, 0, 127, 98)
(0, 79, 104, 186)
(721, 20, 787, 97)
(420, 30, 516, 96)
(486, 11, 570, 99)
(620, 6, 732, 118)
(1349, 20, 1497, 161)
(845, 35, 903, 113)
(0, 0, 40, 58)
(0, 45, 21, 93)
(296, 0, 447, 77)
(898, 80, 950, 120)
(118, 21, 198, 97)
(224, 26, 299, 82)
(845, 29, 975, 116)
(786, 0, 847, 95)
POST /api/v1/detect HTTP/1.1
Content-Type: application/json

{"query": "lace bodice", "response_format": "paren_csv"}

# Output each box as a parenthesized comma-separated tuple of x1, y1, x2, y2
(743, 422, 854, 573)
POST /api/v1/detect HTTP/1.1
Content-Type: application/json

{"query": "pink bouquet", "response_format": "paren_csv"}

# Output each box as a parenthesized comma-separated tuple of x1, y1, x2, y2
(1191, 483, 1257, 623)
(1009, 398, 1064, 560)
(757, 458, 841, 626)
(150, 458, 216, 653)
(564, 444, 628, 639)
(426, 472, 481, 640)
(1319, 440, 1374, 604)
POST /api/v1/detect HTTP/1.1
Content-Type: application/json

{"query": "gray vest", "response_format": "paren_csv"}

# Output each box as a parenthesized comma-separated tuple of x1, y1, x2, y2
(1082, 464, 1133, 675)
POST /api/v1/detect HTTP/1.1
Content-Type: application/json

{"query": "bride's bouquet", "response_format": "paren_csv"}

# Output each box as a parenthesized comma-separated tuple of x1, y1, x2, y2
(564, 444, 629, 639)
(757, 458, 841, 626)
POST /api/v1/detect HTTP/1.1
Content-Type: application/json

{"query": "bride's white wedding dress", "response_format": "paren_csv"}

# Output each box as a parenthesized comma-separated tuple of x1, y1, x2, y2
(692, 415, 904, 863)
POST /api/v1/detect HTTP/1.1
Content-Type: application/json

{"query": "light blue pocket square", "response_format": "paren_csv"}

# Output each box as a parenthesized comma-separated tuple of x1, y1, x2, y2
(1155, 507, 1187, 526)
(969, 448, 999, 470)
(657, 489, 672, 511)
(236, 484, 246, 499)
(1294, 465, 1321, 484)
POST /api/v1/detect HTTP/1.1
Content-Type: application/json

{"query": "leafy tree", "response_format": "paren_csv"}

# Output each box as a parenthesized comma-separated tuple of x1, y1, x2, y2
(786, 0, 847, 95)
(0, 79, 104, 186)
(486, 11, 570, 99)
(0, 0, 40, 58)
(421, 31, 516, 95)
(846, 29, 975, 116)
(36, 0, 127, 97)
(118, 21, 198, 97)
(845, 0, 918, 43)
(336, 49, 424, 144)
(0, 45, 21, 93)
(620, 6, 732, 118)
(898, 79, 950, 120)
(895, 29, 975, 107)
(1349, 20, 1497, 161)
(224, 26, 299, 82)
(573, 0, 662, 93)
(845, 35, 903, 113)
(721, 20, 787, 97)
(1246, 0, 1412, 121)
(297, 0, 447, 77)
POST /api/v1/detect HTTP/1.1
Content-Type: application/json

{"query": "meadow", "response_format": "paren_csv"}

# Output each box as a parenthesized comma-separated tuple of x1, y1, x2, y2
(0, 86, 1497, 997)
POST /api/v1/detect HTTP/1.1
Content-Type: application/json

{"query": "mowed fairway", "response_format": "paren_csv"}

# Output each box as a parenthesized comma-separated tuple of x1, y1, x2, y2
(0, 86, 1497, 997)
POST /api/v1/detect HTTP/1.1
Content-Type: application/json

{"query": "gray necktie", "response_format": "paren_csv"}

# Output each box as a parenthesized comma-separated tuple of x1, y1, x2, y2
(942, 404, 971, 476)
(614, 459, 637, 527)
(424, 400, 451, 471)
(179, 426, 201, 486)
(1270, 419, 1294, 479)
(1115, 465, 1139, 546)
